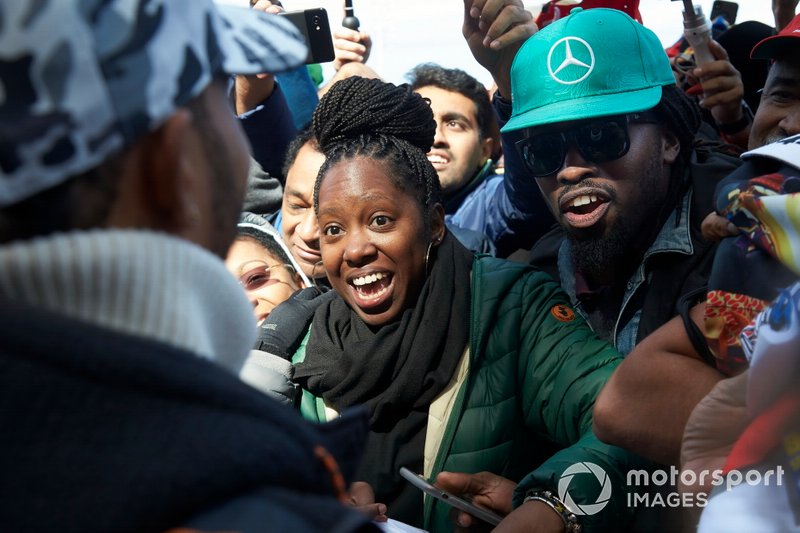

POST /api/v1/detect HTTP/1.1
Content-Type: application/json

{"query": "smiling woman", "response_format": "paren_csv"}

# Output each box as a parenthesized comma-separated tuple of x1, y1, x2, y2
(276, 76, 642, 531)
(225, 212, 309, 326)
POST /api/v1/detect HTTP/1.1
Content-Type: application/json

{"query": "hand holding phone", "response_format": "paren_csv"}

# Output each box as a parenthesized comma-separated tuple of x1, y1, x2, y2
(399, 467, 503, 526)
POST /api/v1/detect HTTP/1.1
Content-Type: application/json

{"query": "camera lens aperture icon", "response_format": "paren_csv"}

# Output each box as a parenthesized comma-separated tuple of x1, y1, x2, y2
(558, 462, 612, 516)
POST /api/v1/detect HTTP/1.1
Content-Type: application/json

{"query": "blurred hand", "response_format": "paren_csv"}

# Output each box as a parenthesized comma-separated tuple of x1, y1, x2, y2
(462, 0, 536, 99)
(254, 287, 334, 359)
(693, 41, 745, 127)
(773, 0, 800, 31)
(252, 0, 282, 14)
(333, 27, 373, 71)
(680, 372, 749, 494)
(435, 471, 566, 532)
(701, 212, 738, 242)
(348, 481, 388, 522)
(435, 471, 509, 531)
(234, 0, 283, 114)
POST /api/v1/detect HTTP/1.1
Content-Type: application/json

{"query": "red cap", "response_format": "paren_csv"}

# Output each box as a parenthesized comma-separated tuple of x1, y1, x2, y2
(535, 0, 641, 28)
(751, 13, 800, 59)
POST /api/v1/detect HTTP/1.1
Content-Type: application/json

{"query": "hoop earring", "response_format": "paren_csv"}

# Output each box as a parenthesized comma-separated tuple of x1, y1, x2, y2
(424, 241, 434, 277)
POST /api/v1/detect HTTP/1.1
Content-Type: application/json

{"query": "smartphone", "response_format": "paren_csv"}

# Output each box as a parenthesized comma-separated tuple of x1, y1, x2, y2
(399, 467, 503, 526)
(709, 1, 738, 25)
(277, 8, 335, 65)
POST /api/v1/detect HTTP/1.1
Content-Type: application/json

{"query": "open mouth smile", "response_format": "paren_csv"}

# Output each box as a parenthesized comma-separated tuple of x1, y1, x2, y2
(559, 189, 611, 229)
(348, 271, 394, 309)
(427, 153, 449, 169)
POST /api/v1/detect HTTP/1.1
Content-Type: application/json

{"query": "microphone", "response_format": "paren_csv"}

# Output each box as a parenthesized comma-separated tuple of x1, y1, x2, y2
(342, 0, 360, 30)
(678, 0, 714, 67)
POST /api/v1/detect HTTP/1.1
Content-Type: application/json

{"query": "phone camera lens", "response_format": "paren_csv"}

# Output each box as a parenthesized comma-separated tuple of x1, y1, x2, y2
(313, 15, 320, 25)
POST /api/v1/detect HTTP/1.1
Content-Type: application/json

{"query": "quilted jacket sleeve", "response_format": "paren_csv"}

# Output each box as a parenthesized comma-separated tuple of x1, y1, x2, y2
(512, 269, 646, 530)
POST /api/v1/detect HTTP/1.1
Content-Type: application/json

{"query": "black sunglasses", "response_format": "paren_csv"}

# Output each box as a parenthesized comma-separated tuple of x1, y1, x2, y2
(515, 112, 660, 178)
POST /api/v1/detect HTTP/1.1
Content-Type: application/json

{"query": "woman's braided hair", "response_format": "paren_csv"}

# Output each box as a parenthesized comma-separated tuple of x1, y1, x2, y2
(311, 76, 441, 219)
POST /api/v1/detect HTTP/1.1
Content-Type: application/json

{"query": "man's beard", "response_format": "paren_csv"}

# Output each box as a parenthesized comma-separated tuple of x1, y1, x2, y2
(764, 131, 788, 145)
(569, 218, 639, 283)
(567, 150, 670, 285)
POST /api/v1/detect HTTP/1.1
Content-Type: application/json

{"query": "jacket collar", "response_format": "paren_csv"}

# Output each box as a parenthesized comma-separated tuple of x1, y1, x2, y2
(443, 159, 495, 214)
(559, 189, 695, 303)
(0, 230, 257, 372)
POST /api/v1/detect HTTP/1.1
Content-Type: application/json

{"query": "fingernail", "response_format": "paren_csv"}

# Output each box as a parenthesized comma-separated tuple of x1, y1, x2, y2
(457, 514, 470, 527)
(378, 504, 387, 515)
(490, 40, 501, 49)
(727, 222, 737, 233)
(470, 6, 480, 18)
(478, 20, 487, 31)
(483, 35, 492, 47)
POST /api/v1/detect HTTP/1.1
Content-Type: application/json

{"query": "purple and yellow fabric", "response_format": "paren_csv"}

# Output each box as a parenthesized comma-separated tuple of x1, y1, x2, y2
(704, 134, 800, 375)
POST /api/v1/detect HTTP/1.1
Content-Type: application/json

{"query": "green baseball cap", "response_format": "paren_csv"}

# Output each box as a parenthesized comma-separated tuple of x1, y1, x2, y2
(502, 8, 675, 133)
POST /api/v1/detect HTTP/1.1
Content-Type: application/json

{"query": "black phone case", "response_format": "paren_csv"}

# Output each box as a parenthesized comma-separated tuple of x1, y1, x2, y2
(710, 1, 738, 25)
(279, 8, 335, 65)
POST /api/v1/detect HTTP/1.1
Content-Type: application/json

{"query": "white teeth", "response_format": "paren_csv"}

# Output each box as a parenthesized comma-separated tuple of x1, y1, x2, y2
(356, 285, 390, 300)
(352, 272, 385, 286)
(569, 195, 601, 208)
(427, 155, 447, 164)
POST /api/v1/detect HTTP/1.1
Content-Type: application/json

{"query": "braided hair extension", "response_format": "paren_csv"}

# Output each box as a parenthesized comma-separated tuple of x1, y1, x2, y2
(311, 76, 441, 224)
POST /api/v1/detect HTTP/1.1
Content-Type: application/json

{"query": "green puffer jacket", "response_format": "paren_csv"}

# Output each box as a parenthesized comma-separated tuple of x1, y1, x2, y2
(293, 256, 644, 531)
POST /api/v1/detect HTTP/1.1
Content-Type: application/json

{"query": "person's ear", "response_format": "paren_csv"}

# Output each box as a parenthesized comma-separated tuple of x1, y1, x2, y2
(480, 135, 494, 163)
(662, 128, 680, 165)
(139, 108, 203, 233)
(102, 109, 193, 232)
(429, 203, 446, 245)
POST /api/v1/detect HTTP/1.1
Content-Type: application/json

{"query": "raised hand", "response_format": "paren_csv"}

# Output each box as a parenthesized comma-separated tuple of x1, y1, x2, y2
(462, 0, 536, 98)
(332, 27, 373, 71)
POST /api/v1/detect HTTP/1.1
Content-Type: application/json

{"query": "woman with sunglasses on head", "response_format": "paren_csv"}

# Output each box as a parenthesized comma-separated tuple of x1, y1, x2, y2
(260, 76, 641, 532)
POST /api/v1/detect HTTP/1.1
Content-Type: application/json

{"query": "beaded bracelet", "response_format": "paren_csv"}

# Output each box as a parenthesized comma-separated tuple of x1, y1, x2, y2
(523, 490, 582, 533)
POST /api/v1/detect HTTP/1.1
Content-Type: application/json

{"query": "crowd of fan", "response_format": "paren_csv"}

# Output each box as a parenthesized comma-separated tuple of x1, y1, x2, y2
(0, 0, 798, 532)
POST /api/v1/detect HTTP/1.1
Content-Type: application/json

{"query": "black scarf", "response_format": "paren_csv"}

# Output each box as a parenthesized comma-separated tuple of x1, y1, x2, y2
(294, 231, 473, 525)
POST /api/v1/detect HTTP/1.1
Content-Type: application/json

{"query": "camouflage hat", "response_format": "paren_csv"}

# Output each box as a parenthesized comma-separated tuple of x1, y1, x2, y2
(0, 0, 307, 207)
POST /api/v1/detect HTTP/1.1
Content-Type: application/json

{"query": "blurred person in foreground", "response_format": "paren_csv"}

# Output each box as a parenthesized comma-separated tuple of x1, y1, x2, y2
(0, 1, 377, 531)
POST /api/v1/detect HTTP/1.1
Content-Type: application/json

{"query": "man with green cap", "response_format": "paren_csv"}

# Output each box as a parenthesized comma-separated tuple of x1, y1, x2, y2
(466, 2, 740, 357)
(432, 2, 740, 529)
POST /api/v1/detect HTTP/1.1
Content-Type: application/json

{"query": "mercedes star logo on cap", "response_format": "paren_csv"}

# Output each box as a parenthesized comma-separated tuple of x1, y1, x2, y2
(547, 36, 595, 85)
